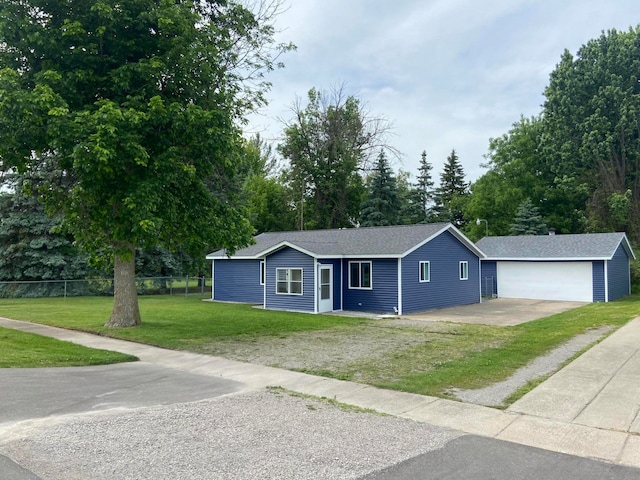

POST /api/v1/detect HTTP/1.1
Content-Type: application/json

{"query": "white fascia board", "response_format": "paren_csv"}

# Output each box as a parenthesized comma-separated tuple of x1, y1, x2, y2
(254, 241, 319, 259)
(206, 254, 260, 260)
(325, 254, 403, 259)
(482, 256, 609, 261)
(619, 236, 637, 260)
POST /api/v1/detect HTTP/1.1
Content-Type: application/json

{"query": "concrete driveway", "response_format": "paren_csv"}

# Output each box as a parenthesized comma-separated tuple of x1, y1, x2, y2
(403, 298, 588, 326)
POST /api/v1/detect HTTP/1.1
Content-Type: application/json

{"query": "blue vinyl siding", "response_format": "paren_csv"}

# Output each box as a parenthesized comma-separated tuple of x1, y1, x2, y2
(319, 259, 342, 311)
(343, 259, 398, 313)
(480, 261, 498, 297)
(402, 230, 480, 313)
(607, 243, 630, 301)
(592, 261, 605, 302)
(213, 259, 263, 303)
(265, 247, 315, 312)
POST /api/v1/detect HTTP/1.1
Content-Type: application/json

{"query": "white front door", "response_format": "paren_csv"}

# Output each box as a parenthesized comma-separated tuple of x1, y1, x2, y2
(318, 265, 333, 313)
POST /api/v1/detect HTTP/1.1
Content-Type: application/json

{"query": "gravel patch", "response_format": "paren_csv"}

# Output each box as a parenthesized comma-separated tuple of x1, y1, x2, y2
(0, 390, 461, 480)
(452, 326, 613, 407)
(197, 321, 458, 371)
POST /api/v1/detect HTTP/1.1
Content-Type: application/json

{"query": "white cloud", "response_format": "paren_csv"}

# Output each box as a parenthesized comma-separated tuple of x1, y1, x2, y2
(247, 0, 640, 182)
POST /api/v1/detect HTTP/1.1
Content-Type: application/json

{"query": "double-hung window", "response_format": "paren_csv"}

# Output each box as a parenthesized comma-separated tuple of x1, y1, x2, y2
(276, 268, 303, 295)
(349, 261, 372, 289)
(459, 261, 469, 280)
(419, 261, 430, 282)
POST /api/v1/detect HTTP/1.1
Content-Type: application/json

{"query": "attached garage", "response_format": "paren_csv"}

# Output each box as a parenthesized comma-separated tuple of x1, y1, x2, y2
(496, 261, 592, 302)
(478, 233, 635, 303)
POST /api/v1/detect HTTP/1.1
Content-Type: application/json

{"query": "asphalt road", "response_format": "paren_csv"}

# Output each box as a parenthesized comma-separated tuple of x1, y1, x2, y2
(0, 363, 244, 479)
(361, 436, 640, 480)
(0, 362, 244, 424)
(2, 363, 640, 479)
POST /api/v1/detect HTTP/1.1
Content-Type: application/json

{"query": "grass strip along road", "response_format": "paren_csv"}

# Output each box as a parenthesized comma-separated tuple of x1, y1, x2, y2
(1, 295, 639, 404)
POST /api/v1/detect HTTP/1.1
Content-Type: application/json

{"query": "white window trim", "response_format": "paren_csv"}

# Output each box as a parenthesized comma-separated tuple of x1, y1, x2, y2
(459, 261, 469, 280)
(419, 261, 431, 283)
(259, 260, 265, 286)
(348, 261, 373, 290)
(275, 267, 304, 296)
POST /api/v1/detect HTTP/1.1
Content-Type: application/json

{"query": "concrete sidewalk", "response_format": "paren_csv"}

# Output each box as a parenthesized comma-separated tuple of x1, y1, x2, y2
(1, 316, 639, 468)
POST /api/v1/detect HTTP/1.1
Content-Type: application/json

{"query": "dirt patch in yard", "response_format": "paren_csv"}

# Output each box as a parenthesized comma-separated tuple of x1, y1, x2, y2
(194, 320, 450, 371)
(191, 319, 514, 385)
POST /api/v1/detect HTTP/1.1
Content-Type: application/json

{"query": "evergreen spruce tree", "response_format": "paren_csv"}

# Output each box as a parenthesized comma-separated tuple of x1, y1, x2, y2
(359, 151, 401, 227)
(509, 198, 548, 235)
(0, 170, 92, 295)
(434, 149, 469, 228)
(416, 150, 435, 221)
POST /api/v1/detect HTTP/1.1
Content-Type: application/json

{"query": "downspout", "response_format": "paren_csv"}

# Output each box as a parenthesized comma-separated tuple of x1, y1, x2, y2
(313, 258, 319, 314)
(340, 259, 344, 311)
(263, 257, 267, 308)
(478, 257, 482, 303)
(211, 260, 215, 300)
(604, 260, 609, 302)
(397, 258, 403, 315)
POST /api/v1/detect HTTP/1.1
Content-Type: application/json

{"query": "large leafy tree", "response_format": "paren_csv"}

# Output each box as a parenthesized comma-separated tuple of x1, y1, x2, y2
(0, 0, 291, 326)
(542, 27, 640, 241)
(464, 116, 549, 239)
(242, 134, 295, 233)
(359, 150, 400, 227)
(279, 86, 395, 229)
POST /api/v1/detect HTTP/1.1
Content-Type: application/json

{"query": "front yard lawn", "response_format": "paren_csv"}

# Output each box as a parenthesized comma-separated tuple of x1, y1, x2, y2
(0, 326, 136, 368)
(1, 295, 639, 403)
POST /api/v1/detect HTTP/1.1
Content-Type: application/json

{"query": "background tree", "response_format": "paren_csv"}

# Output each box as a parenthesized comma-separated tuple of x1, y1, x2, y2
(434, 149, 469, 228)
(0, 170, 91, 284)
(509, 198, 548, 235)
(241, 135, 295, 233)
(463, 117, 548, 239)
(541, 27, 640, 241)
(278, 85, 396, 229)
(415, 150, 435, 222)
(0, 0, 292, 327)
(359, 150, 400, 227)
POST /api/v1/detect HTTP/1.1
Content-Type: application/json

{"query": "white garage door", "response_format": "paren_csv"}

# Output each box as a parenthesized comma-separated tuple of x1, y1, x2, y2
(497, 261, 593, 302)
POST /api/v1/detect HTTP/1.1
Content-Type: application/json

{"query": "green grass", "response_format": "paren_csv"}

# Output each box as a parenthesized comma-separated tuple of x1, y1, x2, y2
(368, 296, 640, 399)
(0, 294, 638, 405)
(0, 296, 368, 349)
(0, 326, 137, 368)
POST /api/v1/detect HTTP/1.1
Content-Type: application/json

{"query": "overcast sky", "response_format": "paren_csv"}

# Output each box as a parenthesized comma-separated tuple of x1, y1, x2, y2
(246, 0, 639, 182)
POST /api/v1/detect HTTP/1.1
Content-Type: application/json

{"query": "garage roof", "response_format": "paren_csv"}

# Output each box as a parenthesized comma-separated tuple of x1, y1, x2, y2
(207, 223, 484, 259)
(477, 232, 636, 261)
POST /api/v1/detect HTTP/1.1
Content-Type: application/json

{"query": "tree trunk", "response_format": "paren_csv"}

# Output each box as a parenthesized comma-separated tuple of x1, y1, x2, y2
(105, 244, 141, 328)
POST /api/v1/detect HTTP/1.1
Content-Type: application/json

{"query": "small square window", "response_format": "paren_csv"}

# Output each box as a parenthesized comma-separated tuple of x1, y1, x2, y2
(349, 261, 372, 289)
(419, 261, 430, 282)
(275, 268, 303, 295)
(459, 261, 469, 280)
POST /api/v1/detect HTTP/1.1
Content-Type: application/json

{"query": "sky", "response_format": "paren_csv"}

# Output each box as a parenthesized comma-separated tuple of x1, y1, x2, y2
(245, 0, 639, 183)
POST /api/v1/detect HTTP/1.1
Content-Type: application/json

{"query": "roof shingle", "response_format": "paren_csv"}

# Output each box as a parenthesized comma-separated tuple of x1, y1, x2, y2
(208, 223, 482, 259)
(476, 233, 634, 260)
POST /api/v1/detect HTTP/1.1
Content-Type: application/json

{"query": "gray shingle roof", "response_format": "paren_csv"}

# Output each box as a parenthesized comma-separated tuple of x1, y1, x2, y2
(207, 223, 483, 259)
(476, 233, 635, 260)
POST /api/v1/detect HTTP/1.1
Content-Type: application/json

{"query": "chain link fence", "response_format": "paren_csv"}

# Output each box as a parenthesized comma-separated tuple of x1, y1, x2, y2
(0, 277, 212, 299)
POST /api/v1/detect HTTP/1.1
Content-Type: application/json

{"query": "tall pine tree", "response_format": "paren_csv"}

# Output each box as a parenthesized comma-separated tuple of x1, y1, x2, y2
(510, 198, 548, 235)
(359, 151, 400, 227)
(434, 149, 468, 228)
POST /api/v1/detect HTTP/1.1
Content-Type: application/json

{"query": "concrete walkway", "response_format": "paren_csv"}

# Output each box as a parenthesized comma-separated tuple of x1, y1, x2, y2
(1, 316, 639, 468)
